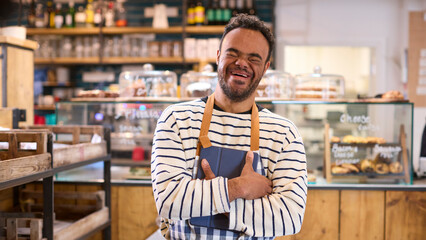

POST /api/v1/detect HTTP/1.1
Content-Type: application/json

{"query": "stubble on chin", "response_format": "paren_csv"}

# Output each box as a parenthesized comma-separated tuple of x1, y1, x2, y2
(218, 72, 261, 102)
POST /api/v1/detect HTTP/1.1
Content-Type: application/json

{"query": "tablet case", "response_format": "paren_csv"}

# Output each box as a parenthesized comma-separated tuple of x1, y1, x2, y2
(190, 146, 259, 229)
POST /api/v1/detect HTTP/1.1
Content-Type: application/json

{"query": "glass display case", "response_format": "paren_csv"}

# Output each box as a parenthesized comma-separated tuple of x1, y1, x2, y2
(56, 99, 413, 184)
(294, 66, 345, 99)
(180, 66, 218, 98)
(118, 64, 178, 98)
(255, 70, 293, 98)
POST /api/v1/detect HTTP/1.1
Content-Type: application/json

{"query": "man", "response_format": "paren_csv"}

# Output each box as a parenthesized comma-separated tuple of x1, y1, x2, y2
(152, 14, 307, 239)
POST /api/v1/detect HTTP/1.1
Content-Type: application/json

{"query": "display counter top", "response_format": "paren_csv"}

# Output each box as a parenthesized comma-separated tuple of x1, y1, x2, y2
(67, 97, 413, 104)
(55, 163, 426, 191)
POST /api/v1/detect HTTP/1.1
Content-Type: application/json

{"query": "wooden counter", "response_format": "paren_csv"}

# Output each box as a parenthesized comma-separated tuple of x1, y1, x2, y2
(1, 183, 424, 240)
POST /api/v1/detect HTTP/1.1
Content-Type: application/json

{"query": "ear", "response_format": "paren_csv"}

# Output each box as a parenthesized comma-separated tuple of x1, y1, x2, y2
(216, 50, 220, 65)
(263, 61, 271, 75)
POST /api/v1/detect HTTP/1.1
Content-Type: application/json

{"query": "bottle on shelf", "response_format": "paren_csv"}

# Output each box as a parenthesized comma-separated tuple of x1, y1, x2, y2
(235, 0, 246, 15)
(194, 0, 205, 26)
(215, 0, 224, 25)
(93, 1, 102, 27)
(187, 0, 195, 25)
(104, 1, 115, 27)
(75, 6, 86, 28)
(115, 1, 128, 27)
(46, 1, 55, 28)
(230, 0, 239, 17)
(206, 0, 215, 25)
(27, 0, 36, 28)
(54, 3, 64, 29)
(245, 0, 256, 16)
(85, 0, 95, 27)
(65, 1, 75, 28)
(35, 3, 45, 28)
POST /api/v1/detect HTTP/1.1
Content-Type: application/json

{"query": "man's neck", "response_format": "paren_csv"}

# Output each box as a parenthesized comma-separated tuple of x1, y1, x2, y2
(214, 89, 255, 114)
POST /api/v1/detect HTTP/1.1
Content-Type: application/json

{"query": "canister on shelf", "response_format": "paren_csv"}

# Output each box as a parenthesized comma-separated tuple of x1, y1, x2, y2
(172, 41, 182, 57)
(160, 41, 172, 57)
(148, 41, 160, 57)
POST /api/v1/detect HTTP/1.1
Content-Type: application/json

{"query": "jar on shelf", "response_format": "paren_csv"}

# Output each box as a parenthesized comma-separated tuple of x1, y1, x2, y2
(148, 41, 160, 57)
(119, 64, 178, 98)
(294, 66, 345, 99)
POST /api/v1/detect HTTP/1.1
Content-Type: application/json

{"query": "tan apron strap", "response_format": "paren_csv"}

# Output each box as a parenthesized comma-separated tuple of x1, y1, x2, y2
(196, 93, 215, 156)
(196, 93, 259, 157)
(251, 104, 259, 151)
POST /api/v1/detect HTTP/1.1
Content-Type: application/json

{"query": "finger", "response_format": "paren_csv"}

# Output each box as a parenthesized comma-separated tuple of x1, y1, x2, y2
(242, 151, 254, 173)
(201, 159, 216, 180)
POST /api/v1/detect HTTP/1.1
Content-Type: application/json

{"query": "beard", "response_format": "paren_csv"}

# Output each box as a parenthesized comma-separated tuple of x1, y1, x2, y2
(218, 67, 263, 102)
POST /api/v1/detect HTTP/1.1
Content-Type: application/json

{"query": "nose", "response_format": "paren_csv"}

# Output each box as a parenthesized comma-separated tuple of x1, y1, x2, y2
(234, 57, 249, 69)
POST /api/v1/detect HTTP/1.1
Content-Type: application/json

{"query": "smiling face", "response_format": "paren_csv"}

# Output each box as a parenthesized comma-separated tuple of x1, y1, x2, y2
(216, 28, 270, 103)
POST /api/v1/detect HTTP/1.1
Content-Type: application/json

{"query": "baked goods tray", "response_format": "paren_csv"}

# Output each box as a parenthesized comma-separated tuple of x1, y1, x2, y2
(331, 172, 405, 177)
(353, 98, 409, 103)
(71, 97, 180, 102)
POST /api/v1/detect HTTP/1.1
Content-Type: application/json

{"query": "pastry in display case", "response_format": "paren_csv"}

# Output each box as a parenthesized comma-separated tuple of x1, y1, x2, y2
(119, 64, 177, 98)
(255, 70, 293, 98)
(180, 64, 218, 98)
(294, 66, 345, 99)
(76, 89, 119, 98)
(324, 115, 410, 183)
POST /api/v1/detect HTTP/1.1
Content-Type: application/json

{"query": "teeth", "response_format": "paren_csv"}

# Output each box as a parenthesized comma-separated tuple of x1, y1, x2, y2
(232, 72, 248, 78)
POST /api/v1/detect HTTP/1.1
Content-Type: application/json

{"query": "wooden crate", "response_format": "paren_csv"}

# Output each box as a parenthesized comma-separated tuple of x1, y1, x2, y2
(25, 125, 107, 168)
(1, 190, 109, 240)
(0, 131, 51, 182)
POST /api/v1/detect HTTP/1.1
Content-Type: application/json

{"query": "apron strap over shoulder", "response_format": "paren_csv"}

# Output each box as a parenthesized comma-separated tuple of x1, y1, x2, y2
(196, 93, 259, 157)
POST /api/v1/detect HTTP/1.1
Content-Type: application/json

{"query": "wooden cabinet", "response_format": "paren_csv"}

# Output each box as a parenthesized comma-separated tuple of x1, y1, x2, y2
(111, 186, 158, 240)
(0, 37, 37, 126)
(278, 190, 340, 240)
(385, 191, 426, 240)
(340, 190, 385, 240)
(277, 189, 424, 240)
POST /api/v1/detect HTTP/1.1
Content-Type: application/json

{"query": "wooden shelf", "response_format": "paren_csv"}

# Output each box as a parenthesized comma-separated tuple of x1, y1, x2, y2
(34, 57, 218, 65)
(102, 26, 183, 34)
(101, 56, 184, 64)
(27, 28, 100, 35)
(35, 57, 100, 64)
(27, 26, 226, 36)
(42, 82, 72, 87)
(34, 105, 56, 111)
(185, 58, 217, 64)
(185, 25, 225, 34)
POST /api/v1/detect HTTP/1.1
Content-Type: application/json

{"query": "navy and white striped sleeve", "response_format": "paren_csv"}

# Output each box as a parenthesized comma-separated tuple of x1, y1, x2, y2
(151, 106, 231, 222)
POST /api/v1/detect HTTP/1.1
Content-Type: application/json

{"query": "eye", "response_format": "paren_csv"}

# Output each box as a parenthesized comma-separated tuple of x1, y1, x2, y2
(226, 52, 238, 58)
(249, 57, 262, 63)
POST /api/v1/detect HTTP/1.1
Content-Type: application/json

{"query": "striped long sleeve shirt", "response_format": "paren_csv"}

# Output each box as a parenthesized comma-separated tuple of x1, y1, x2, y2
(151, 98, 307, 239)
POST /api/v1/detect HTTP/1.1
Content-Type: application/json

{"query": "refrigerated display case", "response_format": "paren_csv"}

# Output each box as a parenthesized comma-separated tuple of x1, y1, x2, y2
(56, 99, 413, 184)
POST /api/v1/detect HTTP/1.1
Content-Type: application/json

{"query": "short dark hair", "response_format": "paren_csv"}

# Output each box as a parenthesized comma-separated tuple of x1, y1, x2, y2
(219, 14, 275, 62)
